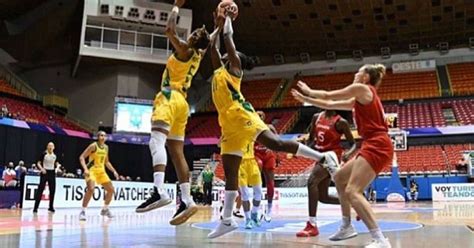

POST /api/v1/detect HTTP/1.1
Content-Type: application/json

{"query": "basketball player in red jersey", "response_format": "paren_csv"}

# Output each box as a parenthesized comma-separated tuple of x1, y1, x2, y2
(254, 111, 279, 222)
(296, 110, 356, 237)
(292, 64, 393, 248)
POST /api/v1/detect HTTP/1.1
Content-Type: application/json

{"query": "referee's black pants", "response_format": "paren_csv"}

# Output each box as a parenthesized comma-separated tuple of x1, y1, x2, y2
(33, 170, 56, 210)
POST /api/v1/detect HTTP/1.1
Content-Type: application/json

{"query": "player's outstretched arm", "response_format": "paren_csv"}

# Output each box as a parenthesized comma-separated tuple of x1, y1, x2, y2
(222, 15, 242, 76)
(296, 80, 369, 102)
(292, 89, 355, 111)
(210, 20, 223, 70)
(165, 0, 189, 58)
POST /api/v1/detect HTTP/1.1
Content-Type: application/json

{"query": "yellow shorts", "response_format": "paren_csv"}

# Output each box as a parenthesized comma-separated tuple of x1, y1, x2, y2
(151, 89, 189, 140)
(220, 106, 269, 156)
(239, 158, 262, 187)
(86, 169, 111, 185)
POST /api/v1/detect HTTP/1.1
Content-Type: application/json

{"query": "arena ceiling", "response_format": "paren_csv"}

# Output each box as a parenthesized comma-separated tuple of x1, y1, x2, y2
(1, 0, 474, 70)
(189, 0, 474, 65)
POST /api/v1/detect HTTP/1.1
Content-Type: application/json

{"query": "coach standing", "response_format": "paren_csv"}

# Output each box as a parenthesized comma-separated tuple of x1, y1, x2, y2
(33, 142, 57, 213)
(202, 164, 214, 205)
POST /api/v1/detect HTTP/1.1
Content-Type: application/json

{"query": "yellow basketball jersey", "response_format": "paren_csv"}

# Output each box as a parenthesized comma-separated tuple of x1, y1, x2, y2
(161, 50, 202, 97)
(87, 142, 108, 170)
(211, 66, 256, 115)
(243, 141, 255, 159)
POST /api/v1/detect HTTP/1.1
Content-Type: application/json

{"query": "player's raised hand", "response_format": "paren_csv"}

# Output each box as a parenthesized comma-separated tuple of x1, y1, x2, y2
(291, 89, 307, 104)
(174, 0, 185, 8)
(296, 80, 311, 96)
(213, 10, 224, 29)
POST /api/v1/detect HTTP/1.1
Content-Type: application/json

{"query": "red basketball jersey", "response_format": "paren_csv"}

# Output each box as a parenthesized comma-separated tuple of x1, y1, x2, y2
(312, 112, 344, 159)
(353, 85, 388, 139)
(254, 143, 268, 158)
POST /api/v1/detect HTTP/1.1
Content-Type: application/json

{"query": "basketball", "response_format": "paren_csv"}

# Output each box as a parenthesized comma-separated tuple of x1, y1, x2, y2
(217, 0, 239, 21)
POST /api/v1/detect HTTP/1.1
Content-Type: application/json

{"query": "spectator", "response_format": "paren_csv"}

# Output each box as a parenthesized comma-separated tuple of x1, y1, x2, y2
(29, 164, 40, 175)
(1, 104, 8, 117)
(202, 164, 214, 206)
(119, 175, 126, 181)
(126, 176, 132, 181)
(63, 168, 76, 178)
(407, 180, 419, 201)
(3, 162, 18, 187)
(15, 160, 27, 189)
(367, 186, 377, 203)
(136, 177, 142, 182)
(15, 160, 27, 178)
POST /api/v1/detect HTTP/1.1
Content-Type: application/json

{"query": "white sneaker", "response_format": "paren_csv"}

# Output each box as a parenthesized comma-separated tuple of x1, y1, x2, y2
(365, 238, 391, 248)
(329, 224, 358, 241)
(322, 151, 340, 180)
(79, 210, 86, 221)
(263, 213, 272, 222)
(207, 218, 239, 239)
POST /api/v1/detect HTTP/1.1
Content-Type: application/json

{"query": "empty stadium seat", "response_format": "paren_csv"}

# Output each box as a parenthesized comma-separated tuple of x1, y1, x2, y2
(0, 97, 87, 132)
(0, 79, 23, 97)
(241, 79, 283, 109)
(186, 110, 298, 138)
(280, 70, 440, 107)
(447, 62, 474, 96)
(384, 99, 473, 128)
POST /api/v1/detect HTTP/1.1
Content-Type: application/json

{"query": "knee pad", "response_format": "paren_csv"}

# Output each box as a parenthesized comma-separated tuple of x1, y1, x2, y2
(149, 131, 167, 166)
(253, 185, 262, 201)
(240, 186, 250, 202)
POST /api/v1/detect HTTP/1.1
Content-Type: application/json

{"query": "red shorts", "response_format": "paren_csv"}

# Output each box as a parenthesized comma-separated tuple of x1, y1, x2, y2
(256, 152, 276, 171)
(357, 134, 394, 174)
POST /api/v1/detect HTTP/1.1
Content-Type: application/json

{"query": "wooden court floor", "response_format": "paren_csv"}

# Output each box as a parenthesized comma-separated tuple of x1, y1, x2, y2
(0, 201, 472, 247)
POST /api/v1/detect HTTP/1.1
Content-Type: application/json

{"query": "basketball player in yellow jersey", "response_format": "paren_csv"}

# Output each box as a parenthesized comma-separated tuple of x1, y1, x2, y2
(238, 142, 263, 230)
(136, 0, 221, 225)
(208, 14, 339, 239)
(79, 131, 119, 221)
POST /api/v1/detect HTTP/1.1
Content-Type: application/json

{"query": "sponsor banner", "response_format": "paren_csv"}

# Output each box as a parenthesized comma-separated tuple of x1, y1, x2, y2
(210, 187, 337, 206)
(22, 175, 176, 209)
(392, 60, 436, 73)
(432, 183, 474, 202)
(433, 202, 474, 220)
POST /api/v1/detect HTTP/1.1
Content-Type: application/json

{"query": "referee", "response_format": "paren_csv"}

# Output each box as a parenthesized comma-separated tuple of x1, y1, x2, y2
(33, 142, 58, 213)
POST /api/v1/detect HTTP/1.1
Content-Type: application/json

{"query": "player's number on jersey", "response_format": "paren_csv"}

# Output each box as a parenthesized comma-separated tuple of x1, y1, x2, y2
(317, 131, 325, 143)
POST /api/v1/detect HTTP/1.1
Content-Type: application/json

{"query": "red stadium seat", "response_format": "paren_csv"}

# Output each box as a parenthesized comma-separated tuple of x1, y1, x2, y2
(447, 62, 474, 96)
